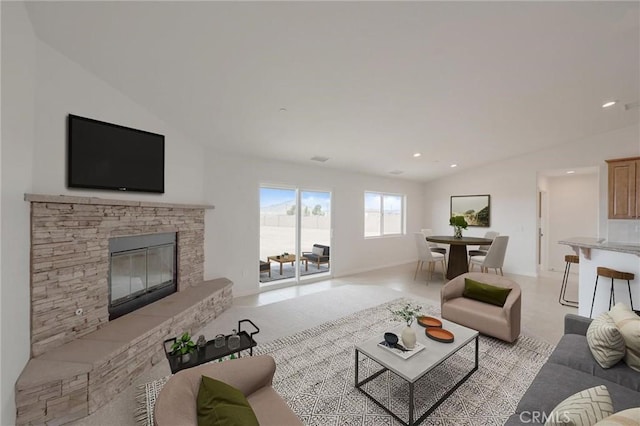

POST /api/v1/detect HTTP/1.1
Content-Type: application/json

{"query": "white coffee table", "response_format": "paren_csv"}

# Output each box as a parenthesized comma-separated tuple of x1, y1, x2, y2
(354, 319, 479, 426)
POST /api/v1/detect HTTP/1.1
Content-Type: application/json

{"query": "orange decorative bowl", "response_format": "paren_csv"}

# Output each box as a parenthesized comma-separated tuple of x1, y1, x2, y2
(417, 316, 442, 328)
(425, 328, 454, 343)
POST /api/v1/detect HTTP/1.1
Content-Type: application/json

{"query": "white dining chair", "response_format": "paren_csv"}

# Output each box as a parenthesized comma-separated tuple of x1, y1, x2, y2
(468, 231, 500, 261)
(469, 235, 509, 275)
(421, 228, 447, 255)
(414, 233, 446, 282)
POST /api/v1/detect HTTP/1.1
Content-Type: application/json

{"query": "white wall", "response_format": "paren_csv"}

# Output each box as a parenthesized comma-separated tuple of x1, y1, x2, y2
(0, 4, 422, 419)
(1, 4, 207, 423)
(546, 173, 599, 271)
(1, 3, 37, 424)
(32, 42, 205, 203)
(203, 150, 424, 296)
(423, 124, 640, 277)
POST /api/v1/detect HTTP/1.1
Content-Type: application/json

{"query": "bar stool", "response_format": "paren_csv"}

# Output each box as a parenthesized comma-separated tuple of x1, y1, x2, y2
(559, 255, 579, 307)
(589, 267, 635, 318)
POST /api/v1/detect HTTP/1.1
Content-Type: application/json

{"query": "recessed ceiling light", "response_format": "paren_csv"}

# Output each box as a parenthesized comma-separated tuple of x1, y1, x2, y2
(413, 153, 421, 158)
(450, 164, 457, 168)
(279, 107, 288, 112)
(389, 170, 404, 175)
(567, 170, 575, 174)
(602, 101, 617, 108)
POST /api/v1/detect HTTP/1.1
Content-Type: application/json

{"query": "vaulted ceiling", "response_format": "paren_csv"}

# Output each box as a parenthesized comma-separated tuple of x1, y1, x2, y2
(25, 1, 640, 181)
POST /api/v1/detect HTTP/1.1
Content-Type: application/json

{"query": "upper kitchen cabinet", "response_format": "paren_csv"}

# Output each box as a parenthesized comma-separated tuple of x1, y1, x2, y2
(606, 157, 640, 219)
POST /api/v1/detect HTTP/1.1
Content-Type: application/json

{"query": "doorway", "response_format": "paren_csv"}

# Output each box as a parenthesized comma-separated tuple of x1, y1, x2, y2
(259, 186, 332, 284)
(537, 167, 599, 273)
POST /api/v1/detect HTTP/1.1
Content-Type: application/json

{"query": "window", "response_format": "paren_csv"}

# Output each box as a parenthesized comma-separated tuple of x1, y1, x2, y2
(364, 191, 405, 237)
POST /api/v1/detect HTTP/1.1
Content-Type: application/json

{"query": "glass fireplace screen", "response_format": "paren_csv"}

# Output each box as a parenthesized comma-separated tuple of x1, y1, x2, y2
(110, 244, 175, 305)
(108, 232, 177, 317)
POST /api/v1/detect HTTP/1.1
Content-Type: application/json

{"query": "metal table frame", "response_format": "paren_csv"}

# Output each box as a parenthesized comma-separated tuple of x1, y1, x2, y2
(355, 335, 479, 426)
(163, 319, 259, 374)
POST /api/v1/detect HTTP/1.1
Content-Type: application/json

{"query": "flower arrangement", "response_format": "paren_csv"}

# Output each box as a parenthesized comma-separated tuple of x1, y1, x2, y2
(388, 303, 423, 326)
(449, 216, 468, 238)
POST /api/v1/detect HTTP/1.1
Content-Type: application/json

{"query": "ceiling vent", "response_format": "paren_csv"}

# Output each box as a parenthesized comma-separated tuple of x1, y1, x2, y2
(310, 156, 330, 162)
(389, 170, 404, 175)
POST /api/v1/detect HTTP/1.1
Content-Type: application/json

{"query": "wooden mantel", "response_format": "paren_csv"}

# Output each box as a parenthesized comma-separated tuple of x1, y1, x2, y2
(24, 193, 214, 210)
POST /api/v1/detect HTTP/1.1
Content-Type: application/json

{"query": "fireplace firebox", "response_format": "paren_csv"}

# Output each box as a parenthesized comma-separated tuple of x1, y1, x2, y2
(109, 232, 177, 320)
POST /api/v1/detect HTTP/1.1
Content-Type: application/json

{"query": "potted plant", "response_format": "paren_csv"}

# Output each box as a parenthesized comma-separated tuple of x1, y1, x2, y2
(449, 216, 468, 239)
(388, 303, 422, 349)
(171, 332, 197, 363)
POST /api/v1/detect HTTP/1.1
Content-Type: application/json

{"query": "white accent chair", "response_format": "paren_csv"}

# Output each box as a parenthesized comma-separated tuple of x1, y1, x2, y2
(420, 228, 447, 255)
(414, 232, 446, 282)
(469, 235, 509, 275)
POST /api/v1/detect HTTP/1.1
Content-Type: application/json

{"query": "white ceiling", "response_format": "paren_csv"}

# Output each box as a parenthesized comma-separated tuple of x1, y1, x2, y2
(25, 1, 640, 182)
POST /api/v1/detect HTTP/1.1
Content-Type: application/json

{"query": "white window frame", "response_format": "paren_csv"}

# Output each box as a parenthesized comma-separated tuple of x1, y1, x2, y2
(364, 191, 406, 238)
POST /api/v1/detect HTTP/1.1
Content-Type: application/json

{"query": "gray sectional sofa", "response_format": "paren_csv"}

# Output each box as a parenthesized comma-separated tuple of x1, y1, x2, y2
(505, 314, 640, 425)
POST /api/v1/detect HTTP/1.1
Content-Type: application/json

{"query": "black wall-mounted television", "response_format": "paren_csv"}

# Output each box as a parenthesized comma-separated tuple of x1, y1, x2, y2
(68, 114, 165, 193)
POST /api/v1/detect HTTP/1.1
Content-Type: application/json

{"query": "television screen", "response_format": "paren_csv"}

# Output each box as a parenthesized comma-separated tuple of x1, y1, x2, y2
(68, 114, 165, 193)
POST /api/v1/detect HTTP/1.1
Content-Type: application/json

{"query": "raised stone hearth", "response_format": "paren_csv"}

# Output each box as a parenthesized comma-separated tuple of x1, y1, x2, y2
(16, 194, 230, 425)
(16, 279, 232, 425)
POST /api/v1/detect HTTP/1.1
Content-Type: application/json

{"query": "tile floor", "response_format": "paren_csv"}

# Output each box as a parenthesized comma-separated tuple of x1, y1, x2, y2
(241, 262, 579, 346)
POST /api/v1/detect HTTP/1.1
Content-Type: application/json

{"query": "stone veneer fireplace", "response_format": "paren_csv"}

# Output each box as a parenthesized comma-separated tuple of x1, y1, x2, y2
(27, 194, 209, 356)
(16, 194, 232, 425)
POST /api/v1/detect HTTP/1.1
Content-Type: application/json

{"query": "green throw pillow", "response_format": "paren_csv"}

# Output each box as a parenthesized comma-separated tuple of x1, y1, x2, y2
(196, 375, 259, 426)
(463, 278, 512, 307)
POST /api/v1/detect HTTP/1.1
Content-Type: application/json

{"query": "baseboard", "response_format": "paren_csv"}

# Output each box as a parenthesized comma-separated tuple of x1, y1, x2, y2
(233, 272, 333, 298)
(334, 260, 415, 278)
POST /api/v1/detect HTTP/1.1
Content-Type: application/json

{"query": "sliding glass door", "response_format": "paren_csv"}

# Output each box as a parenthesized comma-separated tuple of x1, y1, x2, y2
(259, 186, 331, 284)
(300, 190, 331, 276)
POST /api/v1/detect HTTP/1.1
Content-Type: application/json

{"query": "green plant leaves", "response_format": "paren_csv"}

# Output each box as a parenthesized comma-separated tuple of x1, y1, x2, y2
(388, 303, 422, 325)
(449, 216, 468, 229)
(171, 332, 196, 355)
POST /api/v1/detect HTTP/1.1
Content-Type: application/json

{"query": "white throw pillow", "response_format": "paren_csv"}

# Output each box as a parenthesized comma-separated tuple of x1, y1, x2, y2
(594, 408, 640, 425)
(608, 303, 640, 372)
(312, 246, 324, 256)
(544, 385, 613, 426)
(586, 312, 626, 368)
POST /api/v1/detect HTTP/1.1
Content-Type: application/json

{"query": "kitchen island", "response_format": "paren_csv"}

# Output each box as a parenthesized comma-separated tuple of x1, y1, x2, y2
(559, 237, 639, 318)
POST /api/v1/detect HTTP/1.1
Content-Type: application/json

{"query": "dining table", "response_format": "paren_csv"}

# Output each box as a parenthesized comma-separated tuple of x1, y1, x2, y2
(425, 235, 494, 279)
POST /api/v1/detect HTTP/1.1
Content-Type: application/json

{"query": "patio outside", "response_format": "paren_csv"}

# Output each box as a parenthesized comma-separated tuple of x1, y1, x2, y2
(260, 188, 331, 283)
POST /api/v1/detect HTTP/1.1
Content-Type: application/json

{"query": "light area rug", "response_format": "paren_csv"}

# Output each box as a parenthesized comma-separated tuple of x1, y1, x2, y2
(138, 297, 554, 426)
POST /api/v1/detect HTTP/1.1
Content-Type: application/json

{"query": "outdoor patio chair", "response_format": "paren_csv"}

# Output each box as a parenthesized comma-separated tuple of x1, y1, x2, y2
(302, 244, 330, 269)
(260, 260, 271, 277)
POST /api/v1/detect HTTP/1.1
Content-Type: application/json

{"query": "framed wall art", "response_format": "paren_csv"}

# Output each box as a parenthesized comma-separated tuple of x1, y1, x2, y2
(450, 194, 490, 227)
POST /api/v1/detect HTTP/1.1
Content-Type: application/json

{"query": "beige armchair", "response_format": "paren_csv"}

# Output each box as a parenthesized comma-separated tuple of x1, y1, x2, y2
(154, 355, 302, 426)
(441, 272, 521, 343)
